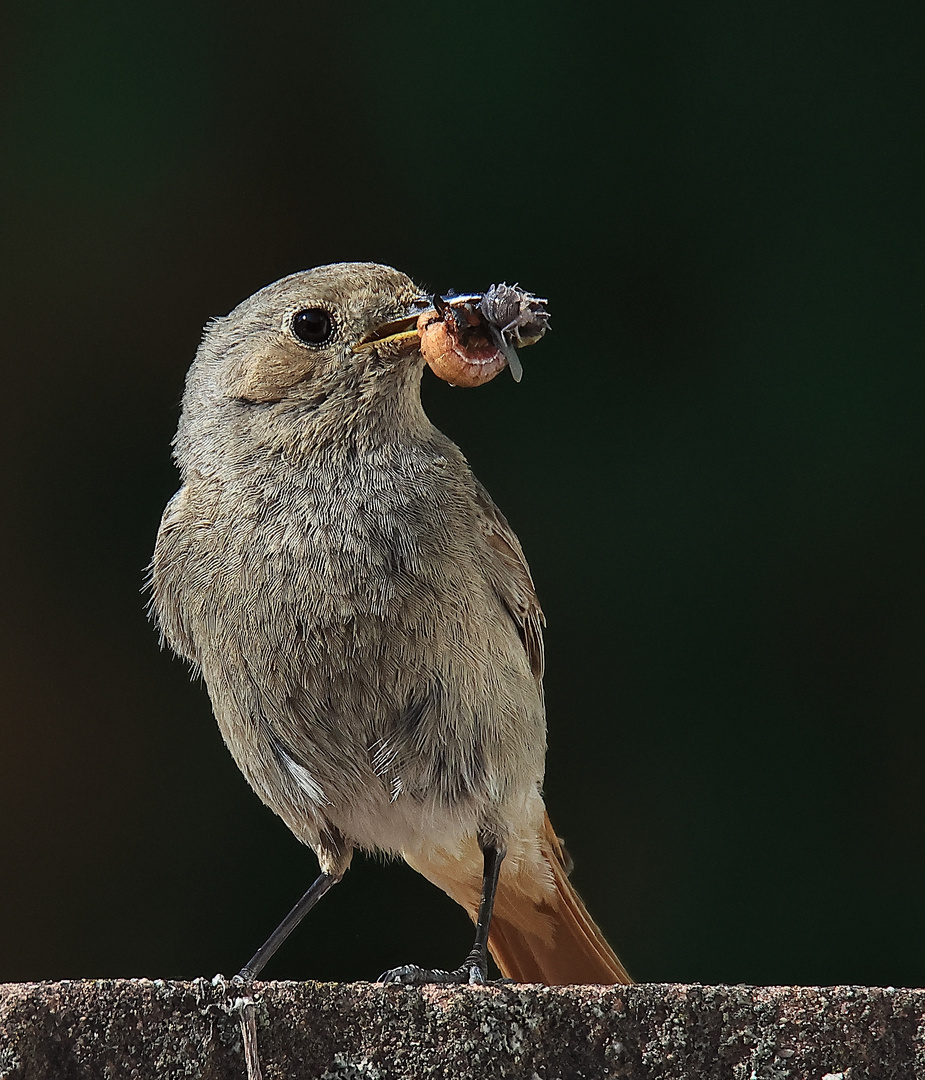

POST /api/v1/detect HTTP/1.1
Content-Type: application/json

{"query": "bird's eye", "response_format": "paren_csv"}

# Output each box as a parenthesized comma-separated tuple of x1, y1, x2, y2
(291, 308, 333, 345)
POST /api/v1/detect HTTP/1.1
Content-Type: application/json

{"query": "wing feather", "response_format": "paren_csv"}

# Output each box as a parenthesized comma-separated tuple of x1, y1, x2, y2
(471, 481, 546, 683)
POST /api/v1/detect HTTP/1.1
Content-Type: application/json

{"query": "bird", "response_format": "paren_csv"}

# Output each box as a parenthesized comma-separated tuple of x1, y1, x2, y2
(149, 261, 631, 986)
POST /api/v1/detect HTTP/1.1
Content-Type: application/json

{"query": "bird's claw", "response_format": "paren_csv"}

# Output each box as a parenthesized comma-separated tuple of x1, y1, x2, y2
(378, 962, 487, 986)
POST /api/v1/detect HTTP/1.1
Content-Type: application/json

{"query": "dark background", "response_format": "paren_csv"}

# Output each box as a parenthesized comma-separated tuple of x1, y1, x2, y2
(2, 1, 923, 988)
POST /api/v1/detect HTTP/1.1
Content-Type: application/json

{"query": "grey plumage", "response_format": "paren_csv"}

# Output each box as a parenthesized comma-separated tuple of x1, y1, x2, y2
(150, 262, 630, 984)
(151, 262, 546, 877)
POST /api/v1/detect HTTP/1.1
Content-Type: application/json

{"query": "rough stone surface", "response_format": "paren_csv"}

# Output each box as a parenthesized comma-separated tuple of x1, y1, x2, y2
(1, 980, 923, 1079)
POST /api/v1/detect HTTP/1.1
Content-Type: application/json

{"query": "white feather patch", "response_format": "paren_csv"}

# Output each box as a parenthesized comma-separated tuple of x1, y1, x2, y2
(279, 747, 328, 806)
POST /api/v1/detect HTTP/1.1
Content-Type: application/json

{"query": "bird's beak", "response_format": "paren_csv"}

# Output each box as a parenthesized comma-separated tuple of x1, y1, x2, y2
(353, 304, 432, 357)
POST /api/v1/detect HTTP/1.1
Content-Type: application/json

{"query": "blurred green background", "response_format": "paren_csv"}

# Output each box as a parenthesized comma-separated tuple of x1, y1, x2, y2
(2, 0, 923, 988)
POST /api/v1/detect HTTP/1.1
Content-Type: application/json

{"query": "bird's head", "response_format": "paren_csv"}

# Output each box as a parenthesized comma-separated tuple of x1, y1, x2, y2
(174, 263, 434, 476)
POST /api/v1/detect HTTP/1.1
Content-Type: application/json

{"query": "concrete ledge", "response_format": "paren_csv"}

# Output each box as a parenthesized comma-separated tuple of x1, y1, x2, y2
(1, 979, 923, 1079)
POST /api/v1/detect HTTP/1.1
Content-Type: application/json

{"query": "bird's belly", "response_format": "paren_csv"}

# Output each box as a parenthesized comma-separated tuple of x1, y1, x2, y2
(323, 758, 548, 871)
(208, 618, 546, 861)
(194, 506, 547, 858)
(265, 676, 545, 857)
(329, 783, 485, 858)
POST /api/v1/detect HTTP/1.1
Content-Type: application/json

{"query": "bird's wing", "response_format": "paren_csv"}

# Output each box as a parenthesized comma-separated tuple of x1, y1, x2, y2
(471, 480, 546, 683)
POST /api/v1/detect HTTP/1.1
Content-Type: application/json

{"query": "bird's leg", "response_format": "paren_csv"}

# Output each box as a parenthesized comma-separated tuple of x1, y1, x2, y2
(379, 839, 506, 985)
(233, 870, 340, 983)
(459, 839, 506, 980)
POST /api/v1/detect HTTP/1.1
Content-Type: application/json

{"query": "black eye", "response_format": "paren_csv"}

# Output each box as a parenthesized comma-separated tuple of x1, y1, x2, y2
(291, 308, 333, 345)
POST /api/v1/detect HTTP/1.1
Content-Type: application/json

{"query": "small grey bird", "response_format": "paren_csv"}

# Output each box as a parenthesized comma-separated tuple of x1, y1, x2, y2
(150, 262, 630, 985)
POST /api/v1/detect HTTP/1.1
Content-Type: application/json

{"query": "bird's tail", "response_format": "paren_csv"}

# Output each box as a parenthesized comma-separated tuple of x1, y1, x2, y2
(406, 813, 632, 985)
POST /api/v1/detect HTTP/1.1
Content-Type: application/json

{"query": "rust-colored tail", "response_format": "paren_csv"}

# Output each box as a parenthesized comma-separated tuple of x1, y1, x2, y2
(487, 815, 632, 984)
(407, 813, 632, 985)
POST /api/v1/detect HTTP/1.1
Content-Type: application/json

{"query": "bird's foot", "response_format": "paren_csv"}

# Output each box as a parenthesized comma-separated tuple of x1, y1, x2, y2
(378, 961, 487, 986)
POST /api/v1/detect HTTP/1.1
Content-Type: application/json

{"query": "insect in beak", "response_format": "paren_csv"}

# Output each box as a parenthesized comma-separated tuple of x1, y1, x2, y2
(489, 330, 525, 383)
